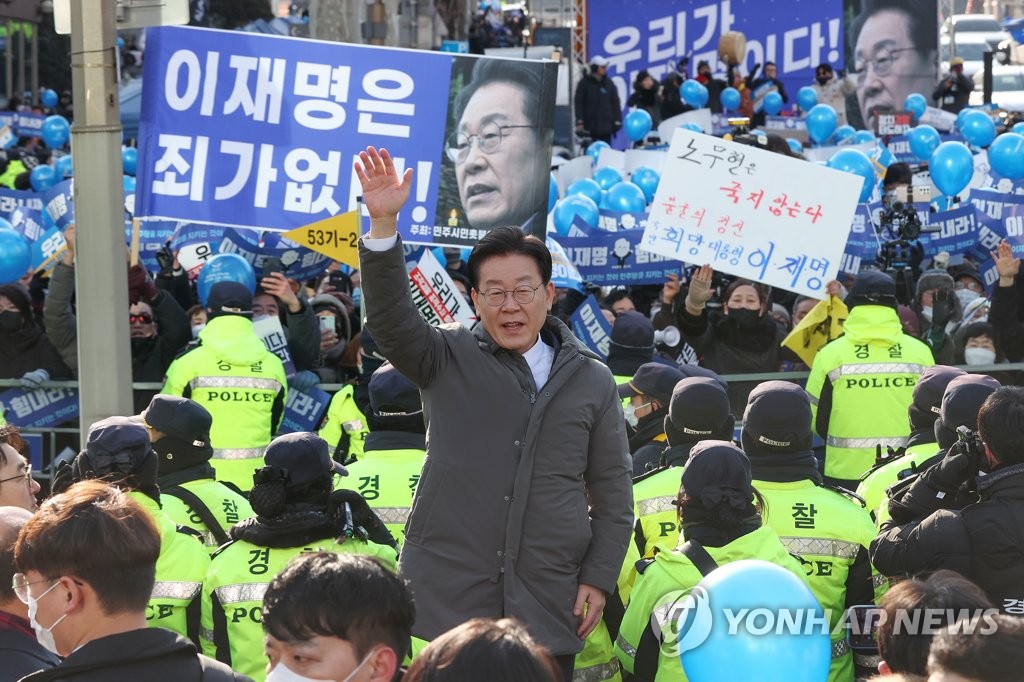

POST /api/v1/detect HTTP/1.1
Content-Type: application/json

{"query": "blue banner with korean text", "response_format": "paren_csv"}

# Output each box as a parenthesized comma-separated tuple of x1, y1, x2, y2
(278, 386, 331, 434)
(0, 387, 79, 428)
(135, 26, 557, 248)
(570, 295, 612, 360)
(555, 229, 685, 286)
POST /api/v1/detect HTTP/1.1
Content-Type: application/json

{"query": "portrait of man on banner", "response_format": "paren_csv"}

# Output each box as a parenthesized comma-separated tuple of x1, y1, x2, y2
(435, 55, 557, 246)
(845, 0, 938, 132)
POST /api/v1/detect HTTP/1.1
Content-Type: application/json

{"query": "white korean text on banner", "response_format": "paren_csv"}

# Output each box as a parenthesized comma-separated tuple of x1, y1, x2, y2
(642, 129, 861, 298)
(254, 315, 297, 377)
(135, 26, 556, 248)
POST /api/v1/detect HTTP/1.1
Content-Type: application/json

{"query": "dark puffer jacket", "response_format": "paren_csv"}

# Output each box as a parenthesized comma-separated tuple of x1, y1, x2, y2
(872, 462, 1024, 612)
(0, 284, 72, 381)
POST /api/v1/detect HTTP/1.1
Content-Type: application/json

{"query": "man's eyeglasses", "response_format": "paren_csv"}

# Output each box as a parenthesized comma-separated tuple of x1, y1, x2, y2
(446, 121, 534, 164)
(129, 313, 154, 324)
(476, 284, 542, 308)
(0, 468, 32, 485)
(11, 573, 52, 604)
(850, 46, 917, 83)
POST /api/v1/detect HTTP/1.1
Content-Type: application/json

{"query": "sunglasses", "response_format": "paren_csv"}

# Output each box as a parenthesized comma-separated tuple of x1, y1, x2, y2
(129, 313, 153, 324)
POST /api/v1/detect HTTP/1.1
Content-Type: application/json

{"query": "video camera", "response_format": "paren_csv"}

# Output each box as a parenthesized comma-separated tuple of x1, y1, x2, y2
(875, 185, 933, 274)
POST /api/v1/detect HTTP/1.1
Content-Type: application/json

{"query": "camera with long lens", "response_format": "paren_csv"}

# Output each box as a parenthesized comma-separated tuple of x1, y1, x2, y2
(876, 185, 929, 271)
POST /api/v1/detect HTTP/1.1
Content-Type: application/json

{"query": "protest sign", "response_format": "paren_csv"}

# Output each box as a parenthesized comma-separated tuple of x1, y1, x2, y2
(136, 26, 557, 248)
(0, 387, 79, 428)
(839, 204, 879, 275)
(625, 149, 667, 173)
(0, 188, 43, 216)
(279, 386, 331, 434)
(43, 180, 74, 229)
(407, 249, 475, 328)
(556, 227, 685, 286)
(875, 111, 913, 136)
(570, 295, 612, 360)
(642, 128, 861, 297)
(546, 237, 585, 291)
(220, 227, 333, 282)
(254, 315, 296, 376)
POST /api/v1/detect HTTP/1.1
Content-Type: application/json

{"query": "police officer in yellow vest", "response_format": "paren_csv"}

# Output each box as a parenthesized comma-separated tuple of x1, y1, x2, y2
(345, 362, 425, 548)
(743, 381, 884, 682)
(68, 417, 210, 648)
(319, 327, 384, 463)
(618, 362, 685, 477)
(141, 394, 254, 554)
(616, 441, 811, 681)
(633, 376, 734, 556)
(857, 365, 965, 522)
(201, 432, 398, 682)
(807, 271, 933, 488)
(163, 281, 287, 493)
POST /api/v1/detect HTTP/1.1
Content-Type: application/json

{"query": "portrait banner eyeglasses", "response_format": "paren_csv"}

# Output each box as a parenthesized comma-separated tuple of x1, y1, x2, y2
(851, 47, 918, 84)
(445, 122, 536, 164)
(477, 284, 543, 307)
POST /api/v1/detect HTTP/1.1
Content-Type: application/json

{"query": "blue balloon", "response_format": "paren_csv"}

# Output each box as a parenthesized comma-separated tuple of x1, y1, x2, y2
(197, 253, 257, 307)
(116, 36, 125, 50)
(679, 560, 831, 682)
(548, 173, 559, 213)
(833, 125, 855, 142)
(907, 124, 941, 161)
(0, 228, 30, 285)
(40, 115, 70, 149)
(30, 165, 56, 192)
(679, 122, 704, 133)
(55, 154, 73, 179)
(122, 147, 138, 176)
(959, 110, 996, 148)
(827, 148, 877, 203)
(681, 79, 708, 108)
(593, 166, 624, 190)
(40, 88, 58, 109)
(786, 138, 804, 154)
(853, 130, 876, 144)
(123, 174, 137, 194)
(598, 189, 612, 211)
(763, 91, 784, 116)
(630, 166, 660, 203)
(624, 109, 653, 142)
(1013, 122, 1024, 135)
(929, 141, 974, 197)
(988, 132, 1024, 180)
(797, 86, 818, 111)
(805, 104, 838, 144)
(552, 194, 599, 236)
(566, 177, 603, 205)
(605, 181, 647, 213)
(586, 140, 610, 164)
(720, 87, 741, 111)
(904, 93, 928, 119)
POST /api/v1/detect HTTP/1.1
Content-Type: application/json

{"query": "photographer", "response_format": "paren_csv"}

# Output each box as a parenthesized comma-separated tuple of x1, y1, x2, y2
(871, 384, 1024, 612)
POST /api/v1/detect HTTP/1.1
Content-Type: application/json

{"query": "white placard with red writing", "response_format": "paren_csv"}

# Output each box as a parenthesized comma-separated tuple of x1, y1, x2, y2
(640, 129, 862, 298)
(408, 249, 476, 328)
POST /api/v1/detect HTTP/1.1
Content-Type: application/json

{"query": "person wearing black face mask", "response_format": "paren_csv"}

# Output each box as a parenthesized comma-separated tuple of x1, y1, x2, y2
(810, 63, 856, 127)
(669, 265, 785, 413)
(0, 285, 71, 389)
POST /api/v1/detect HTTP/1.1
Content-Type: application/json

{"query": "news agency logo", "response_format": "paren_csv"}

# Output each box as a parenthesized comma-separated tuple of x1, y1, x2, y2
(650, 590, 1002, 659)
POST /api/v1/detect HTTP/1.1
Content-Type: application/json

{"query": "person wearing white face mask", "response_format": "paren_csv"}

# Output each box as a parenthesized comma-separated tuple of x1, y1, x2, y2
(955, 323, 1003, 367)
(12, 481, 249, 682)
(261, 552, 413, 682)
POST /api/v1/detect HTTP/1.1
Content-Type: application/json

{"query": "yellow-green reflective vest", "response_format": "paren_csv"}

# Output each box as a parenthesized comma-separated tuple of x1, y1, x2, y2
(201, 537, 398, 682)
(318, 384, 369, 462)
(615, 525, 811, 681)
(573, 539, 639, 682)
(130, 492, 211, 647)
(856, 442, 940, 526)
(344, 446, 426, 548)
(163, 315, 287, 492)
(756, 479, 887, 682)
(633, 466, 684, 556)
(161, 478, 255, 554)
(807, 306, 933, 482)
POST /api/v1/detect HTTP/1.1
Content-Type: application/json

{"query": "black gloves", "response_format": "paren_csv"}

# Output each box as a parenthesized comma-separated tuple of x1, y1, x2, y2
(931, 287, 956, 330)
(329, 488, 399, 551)
(50, 459, 74, 496)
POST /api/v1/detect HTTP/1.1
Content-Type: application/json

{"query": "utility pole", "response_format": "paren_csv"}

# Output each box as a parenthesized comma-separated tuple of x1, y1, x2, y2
(68, 0, 134, 442)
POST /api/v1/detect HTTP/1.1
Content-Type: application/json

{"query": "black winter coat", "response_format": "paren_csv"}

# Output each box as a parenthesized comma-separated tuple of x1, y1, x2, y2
(872, 462, 1024, 612)
(19, 628, 250, 682)
(574, 72, 623, 138)
(0, 627, 60, 682)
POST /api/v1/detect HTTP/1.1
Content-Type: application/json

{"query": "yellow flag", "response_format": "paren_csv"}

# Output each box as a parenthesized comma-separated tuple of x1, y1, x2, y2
(283, 210, 361, 268)
(781, 295, 849, 366)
